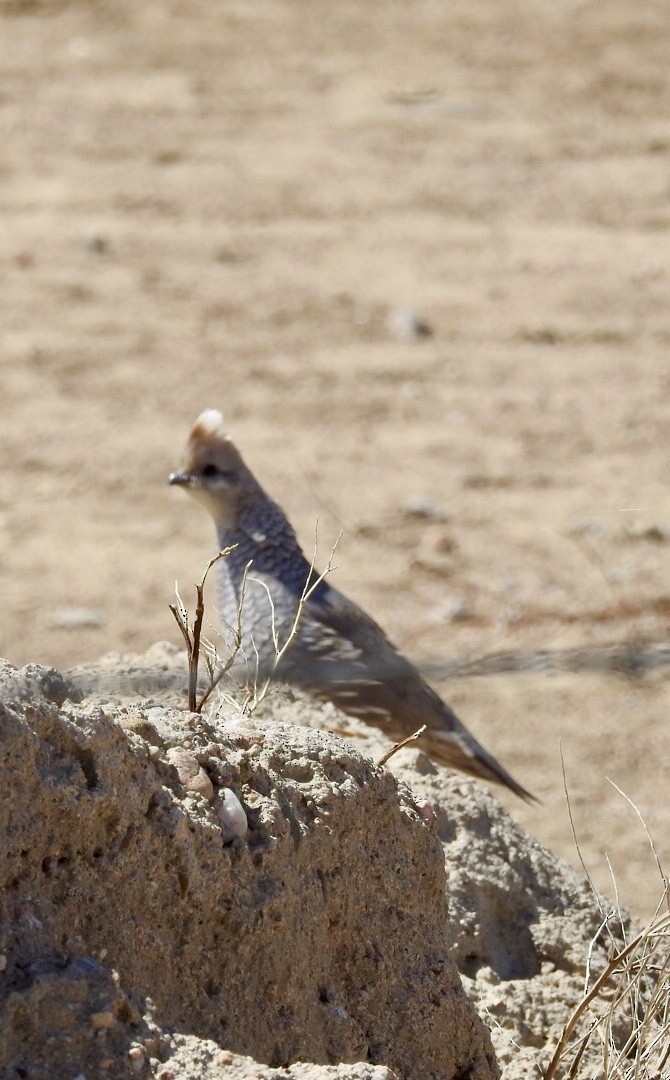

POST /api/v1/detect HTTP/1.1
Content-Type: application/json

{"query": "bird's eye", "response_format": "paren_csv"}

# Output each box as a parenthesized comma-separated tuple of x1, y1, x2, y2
(201, 463, 237, 482)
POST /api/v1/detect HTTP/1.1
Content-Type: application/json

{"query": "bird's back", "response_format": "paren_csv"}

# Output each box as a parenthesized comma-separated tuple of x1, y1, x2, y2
(170, 409, 536, 802)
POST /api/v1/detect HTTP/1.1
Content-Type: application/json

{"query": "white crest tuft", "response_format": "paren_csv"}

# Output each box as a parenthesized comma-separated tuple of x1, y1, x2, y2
(193, 408, 226, 438)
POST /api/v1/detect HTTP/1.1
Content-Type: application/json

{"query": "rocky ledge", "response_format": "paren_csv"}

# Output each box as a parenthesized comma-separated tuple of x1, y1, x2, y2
(0, 647, 628, 1079)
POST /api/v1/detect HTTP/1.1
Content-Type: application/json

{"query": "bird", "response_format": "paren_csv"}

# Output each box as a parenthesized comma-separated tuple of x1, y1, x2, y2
(169, 409, 535, 802)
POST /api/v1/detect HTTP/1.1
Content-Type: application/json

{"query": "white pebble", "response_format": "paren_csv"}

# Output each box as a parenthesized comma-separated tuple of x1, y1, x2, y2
(219, 788, 248, 842)
(128, 1045, 146, 1073)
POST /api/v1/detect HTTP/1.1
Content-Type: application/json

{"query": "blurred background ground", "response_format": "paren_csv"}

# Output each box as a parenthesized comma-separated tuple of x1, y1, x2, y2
(1, 0, 669, 921)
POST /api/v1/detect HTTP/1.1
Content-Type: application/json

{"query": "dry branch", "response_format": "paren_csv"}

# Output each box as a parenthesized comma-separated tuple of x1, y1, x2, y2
(169, 546, 237, 712)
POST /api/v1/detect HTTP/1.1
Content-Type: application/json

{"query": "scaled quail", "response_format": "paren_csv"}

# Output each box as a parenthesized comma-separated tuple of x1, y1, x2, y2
(169, 409, 535, 802)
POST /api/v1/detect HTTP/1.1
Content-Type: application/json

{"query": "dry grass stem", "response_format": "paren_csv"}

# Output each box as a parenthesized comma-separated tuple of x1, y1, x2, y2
(606, 778, 669, 915)
(169, 546, 240, 712)
(547, 767, 670, 1080)
(171, 527, 342, 719)
(377, 725, 427, 767)
(197, 558, 252, 712)
(245, 526, 342, 713)
(543, 910, 670, 1080)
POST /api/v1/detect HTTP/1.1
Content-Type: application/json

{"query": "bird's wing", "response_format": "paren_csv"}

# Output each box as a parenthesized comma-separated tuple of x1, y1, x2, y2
(279, 581, 537, 803)
(278, 581, 426, 727)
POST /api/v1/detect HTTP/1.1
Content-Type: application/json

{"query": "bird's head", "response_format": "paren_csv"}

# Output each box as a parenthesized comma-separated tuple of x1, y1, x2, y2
(168, 409, 253, 526)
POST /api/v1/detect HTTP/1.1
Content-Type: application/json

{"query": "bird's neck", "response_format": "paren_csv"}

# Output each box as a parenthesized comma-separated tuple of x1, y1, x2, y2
(213, 495, 311, 592)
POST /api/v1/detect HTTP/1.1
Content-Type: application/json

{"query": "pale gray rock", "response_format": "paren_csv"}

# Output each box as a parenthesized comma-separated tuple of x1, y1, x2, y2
(0, 656, 497, 1080)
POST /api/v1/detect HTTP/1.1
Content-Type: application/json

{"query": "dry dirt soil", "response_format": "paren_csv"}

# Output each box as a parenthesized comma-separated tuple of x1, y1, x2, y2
(1, 0, 669, 922)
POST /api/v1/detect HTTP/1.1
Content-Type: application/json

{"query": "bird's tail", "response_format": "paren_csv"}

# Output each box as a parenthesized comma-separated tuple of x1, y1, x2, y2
(420, 721, 539, 804)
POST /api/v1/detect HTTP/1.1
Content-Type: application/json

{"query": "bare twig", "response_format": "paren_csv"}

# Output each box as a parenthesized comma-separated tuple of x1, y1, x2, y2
(169, 546, 236, 712)
(197, 559, 251, 712)
(245, 527, 342, 713)
(560, 742, 609, 926)
(545, 772, 670, 1080)
(543, 912, 670, 1080)
(377, 725, 427, 767)
(606, 777, 669, 914)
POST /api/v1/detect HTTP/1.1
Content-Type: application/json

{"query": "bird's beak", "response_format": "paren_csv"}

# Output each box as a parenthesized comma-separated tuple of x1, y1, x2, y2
(168, 470, 193, 487)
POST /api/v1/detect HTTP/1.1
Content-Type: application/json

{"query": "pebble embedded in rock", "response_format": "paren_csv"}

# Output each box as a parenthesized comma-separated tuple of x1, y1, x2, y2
(166, 748, 214, 801)
(219, 787, 248, 842)
(128, 1044, 146, 1073)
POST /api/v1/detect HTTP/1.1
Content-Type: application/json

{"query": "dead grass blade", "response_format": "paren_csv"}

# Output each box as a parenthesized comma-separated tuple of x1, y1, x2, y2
(245, 525, 341, 713)
(377, 725, 427, 767)
(543, 910, 670, 1080)
(548, 766, 670, 1080)
(169, 546, 237, 712)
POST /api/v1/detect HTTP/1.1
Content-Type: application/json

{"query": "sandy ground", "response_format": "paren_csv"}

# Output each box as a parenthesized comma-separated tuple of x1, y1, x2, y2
(1, 0, 669, 922)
